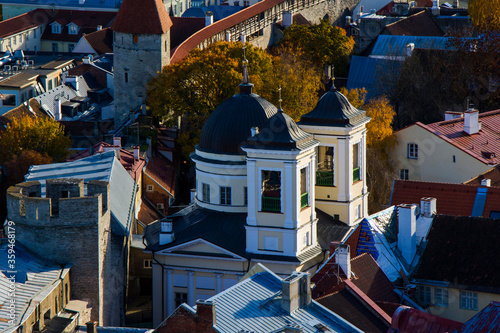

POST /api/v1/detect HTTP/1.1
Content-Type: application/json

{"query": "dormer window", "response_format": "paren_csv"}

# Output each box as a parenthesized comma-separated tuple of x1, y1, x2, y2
(52, 24, 61, 34)
(68, 24, 78, 35)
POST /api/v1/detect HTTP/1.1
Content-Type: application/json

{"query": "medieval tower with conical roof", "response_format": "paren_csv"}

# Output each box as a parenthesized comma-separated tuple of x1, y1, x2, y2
(111, 0, 172, 126)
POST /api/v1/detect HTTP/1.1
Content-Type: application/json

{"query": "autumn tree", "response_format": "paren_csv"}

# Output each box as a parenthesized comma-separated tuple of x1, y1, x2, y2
(0, 116, 72, 164)
(275, 19, 354, 76)
(147, 41, 321, 159)
(339, 87, 366, 109)
(468, 0, 500, 31)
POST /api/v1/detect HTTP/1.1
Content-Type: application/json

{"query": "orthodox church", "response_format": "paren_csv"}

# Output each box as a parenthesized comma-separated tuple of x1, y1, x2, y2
(145, 59, 370, 326)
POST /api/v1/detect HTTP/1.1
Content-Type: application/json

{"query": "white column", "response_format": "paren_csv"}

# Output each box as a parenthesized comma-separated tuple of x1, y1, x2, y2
(284, 162, 294, 228)
(294, 164, 300, 228)
(187, 271, 195, 306)
(347, 140, 353, 201)
(247, 160, 257, 225)
(362, 131, 368, 194)
(166, 269, 174, 316)
(215, 273, 223, 293)
(310, 156, 316, 221)
(337, 138, 347, 202)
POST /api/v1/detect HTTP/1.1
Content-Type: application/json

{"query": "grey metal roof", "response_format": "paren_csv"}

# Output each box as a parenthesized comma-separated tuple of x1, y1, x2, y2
(198, 86, 278, 155)
(25, 151, 136, 236)
(204, 265, 363, 333)
(246, 111, 318, 151)
(34, 75, 91, 119)
(370, 35, 454, 58)
(299, 89, 370, 128)
(0, 241, 69, 332)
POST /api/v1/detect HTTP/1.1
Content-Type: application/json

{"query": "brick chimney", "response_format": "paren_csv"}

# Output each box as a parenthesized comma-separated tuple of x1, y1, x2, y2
(464, 110, 481, 135)
(196, 300, 216, 328)
(398, 204, 417, 265)
(281, 272, 311, 314)
(336, 244, 351, 278)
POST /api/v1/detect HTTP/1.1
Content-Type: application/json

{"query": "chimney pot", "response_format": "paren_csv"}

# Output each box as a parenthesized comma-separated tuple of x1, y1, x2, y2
(464, 110, 481, 135)
(196, 299, 216, 326)
(336, 244, 351, 278)
(281, 272, 311, 314)
(420, 197, 436, 217)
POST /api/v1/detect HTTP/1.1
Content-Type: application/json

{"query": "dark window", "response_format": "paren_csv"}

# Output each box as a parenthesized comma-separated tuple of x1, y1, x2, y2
(300, 167, 308, 208)
(353, 143, 360, 182)
(399, 169, 409, 180)
(133, 34, 138, 44)
(202, 183, 210, 202)
(61, 191, 70, 198)
(175, 292, 188, 307)
(453, 155, 456, 163)
(244, 187, 248, 206)
(220, 186, 231, 205)
(124, 72, 128, 83)
(407, 143, 418, 159)
(262, 171, 281, 212)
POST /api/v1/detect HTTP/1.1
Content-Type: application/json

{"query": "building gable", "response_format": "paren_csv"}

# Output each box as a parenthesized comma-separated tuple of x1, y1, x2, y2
(157, 238, 246, 261)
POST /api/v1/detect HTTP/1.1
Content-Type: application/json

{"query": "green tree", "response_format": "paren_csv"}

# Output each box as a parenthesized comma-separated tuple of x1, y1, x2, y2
(0, 116, 72, 164)
(275, 19, 355, 76)
(147, 41, 321, 159)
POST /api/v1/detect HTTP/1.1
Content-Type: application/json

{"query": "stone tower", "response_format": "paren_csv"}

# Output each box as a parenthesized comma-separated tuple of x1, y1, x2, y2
(111, 0, 172, 126)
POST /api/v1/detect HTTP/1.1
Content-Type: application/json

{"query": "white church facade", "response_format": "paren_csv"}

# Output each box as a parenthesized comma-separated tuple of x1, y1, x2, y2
(145, 61, 370, 326)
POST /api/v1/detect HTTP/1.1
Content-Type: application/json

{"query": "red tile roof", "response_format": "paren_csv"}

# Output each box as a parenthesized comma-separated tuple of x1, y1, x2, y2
(138, 198, 164, 225)
(171, 0, 285, 63)
(464, 165, 500, 187)
(0, 10, 44, 38)
(41, 10, 116, 43)
(82, 28, 113, 55)
(384, 10, 443, 36)
(0, 99, 48, 129)
(111, 0, 172, 34)
(458, 301, 500, 333)
(144, 154, 176, 196)
(411, 110, 500, 165)
(67, 141, 146, 182)
(389, 306, 462, 333)
(170, 17, 206, 49)
(390, 180, 500, 218)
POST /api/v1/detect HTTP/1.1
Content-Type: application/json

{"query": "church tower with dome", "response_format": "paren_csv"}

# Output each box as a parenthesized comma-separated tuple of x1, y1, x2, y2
(146, 58, 370, 326)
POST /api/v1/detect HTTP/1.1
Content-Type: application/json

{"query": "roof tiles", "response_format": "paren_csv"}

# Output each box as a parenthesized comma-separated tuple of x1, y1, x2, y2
(384, 10, 443, 36)
(111, 0, 172, 34)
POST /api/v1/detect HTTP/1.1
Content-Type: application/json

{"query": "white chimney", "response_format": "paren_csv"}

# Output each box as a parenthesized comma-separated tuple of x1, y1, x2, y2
(336, 244, 351, 278)
(54, 98, 62, 120)
(240, 33, 246, 43)
(159, 220, 174, 245)
(420, 197, 436, 218)
(464, 109, 481, 135)
(398, 204, 417, 265)
(113, 137, 121, 148)
(65, 76, 79, 91)
(432, 0, 440, 16)
(445, 111, 463, 121)
(225, 31, 231, 42)
(97, 25, 102, 31)
(345, 16, 352, 26)
(250, 127, 259, 137)
(205, 11, 213, 26)
(481, 178, 491, 187)
(133, 146, 140, 160)
(405, 43, 415, 57)
(283, 11, 293, 28)
(190, 189, 196, 203)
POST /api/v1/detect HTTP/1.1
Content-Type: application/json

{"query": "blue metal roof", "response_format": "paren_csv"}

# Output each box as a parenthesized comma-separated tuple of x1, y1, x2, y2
(370, 35, 454, 57)
(471, 187, 488, 217)
(203, 264, 363, 333)
(25, 151, 136, 236)
(0, 242, 70, 332)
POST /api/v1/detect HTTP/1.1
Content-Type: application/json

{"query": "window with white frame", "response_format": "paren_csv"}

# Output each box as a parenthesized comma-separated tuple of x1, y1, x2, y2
(52, 24, 61, 34)
(407, 143, 418, 159)
(300, 167, 309, 208)
(353, 142, 361, 182)
(317, 146, 334, 186)
(202, 183, 210, 202)
(435, 288, 448, 307)
(220, 186, 231, 205)
(68, 25, 78, 35)
(419, 285, 431, 305)
(399, 169, 409, 180)
(460, 291, 478, 310)
(261, 170, 281, 212)
(143, 259, 152, 268)
(147, 185, 154, 192)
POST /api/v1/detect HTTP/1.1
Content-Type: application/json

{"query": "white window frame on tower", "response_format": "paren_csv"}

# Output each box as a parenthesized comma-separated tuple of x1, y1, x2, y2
(299, 164, 310, 209)
(352, 140, 362, 182)
(202, 183, 210, 203)
(316, 144, 335, 186)
(258, 167, 283, 213)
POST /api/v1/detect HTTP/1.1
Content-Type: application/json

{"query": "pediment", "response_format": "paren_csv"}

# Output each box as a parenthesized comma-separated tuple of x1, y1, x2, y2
(157, 238, 245, 260)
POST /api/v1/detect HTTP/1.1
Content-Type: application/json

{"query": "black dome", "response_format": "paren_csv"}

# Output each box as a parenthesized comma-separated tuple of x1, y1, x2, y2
(299, 89, 370, 127)
(197, 85, 278, 155)
(246, 111, 316, 151)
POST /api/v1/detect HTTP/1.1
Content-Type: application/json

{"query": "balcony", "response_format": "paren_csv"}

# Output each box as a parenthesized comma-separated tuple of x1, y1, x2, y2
(316, 171, 334, 186)
(353, 167, 360, 182)
(261, 196, 281, 212)
(300, 192, 309, 209)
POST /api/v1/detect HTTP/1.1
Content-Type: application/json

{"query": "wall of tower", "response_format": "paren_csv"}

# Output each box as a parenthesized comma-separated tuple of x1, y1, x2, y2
(6, 179, 118, 325)
(113, 31, 170, 125)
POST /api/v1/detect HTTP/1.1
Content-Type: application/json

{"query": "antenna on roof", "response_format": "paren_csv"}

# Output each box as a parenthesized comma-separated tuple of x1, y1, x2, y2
(278, 85, 283, 112)
(242, 45, 249, 84)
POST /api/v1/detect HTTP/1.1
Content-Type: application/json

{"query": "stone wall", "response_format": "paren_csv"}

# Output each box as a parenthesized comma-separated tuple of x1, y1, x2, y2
(6, 180, 123, 326)
(113, 31, 170, 125)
